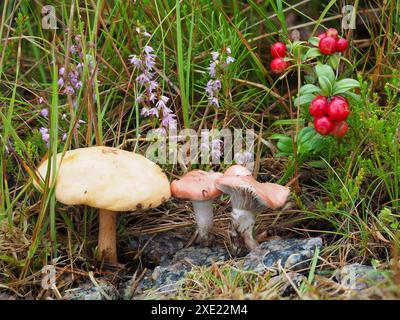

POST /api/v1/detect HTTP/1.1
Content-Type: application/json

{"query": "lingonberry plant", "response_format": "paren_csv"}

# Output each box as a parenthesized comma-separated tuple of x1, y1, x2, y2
(295, 28, 359, 138)
(272, 28, 360, 182)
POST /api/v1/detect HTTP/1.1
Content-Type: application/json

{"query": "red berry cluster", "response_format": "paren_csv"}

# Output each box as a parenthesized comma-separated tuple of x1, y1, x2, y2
(318, 28, 348, 55)
(309, 95, 349, 138)
(270, 42, 288, 74)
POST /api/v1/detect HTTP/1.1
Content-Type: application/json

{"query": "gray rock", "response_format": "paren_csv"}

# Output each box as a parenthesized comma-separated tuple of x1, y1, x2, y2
(268, 271, 306, 296)
(335, 263, 386, 291)
(241, 237, 323, 274)
(124, 238, 324, 299)
(137, 263, 192, 299)
(126, 245, 230, 299)
(128, 231, 190, 266)
(172, 246, 231, 266)
(63, 282, 119, 300)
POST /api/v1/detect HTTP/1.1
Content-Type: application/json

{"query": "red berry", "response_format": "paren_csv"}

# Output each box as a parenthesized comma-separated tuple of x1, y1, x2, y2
(317, 33, 327, 40)
(331, 121, 349, 138)
(271, 42, 287, 58)
(314, 116, 334, 135)
(309, 96, 328, 117)
(270, 58, 287, 74)
(333, 95, 347, 101)
(336, 38, 348, 52)
(326, 28, 339, 40)
(327, 97, 350, 121)
(319, 36, 337, 55)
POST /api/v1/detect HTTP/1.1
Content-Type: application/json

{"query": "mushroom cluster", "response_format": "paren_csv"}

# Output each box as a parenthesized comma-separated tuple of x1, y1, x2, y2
(35, 146, 290, 262)
(35, 146, 171, 264)
(171, 165, 290, 252)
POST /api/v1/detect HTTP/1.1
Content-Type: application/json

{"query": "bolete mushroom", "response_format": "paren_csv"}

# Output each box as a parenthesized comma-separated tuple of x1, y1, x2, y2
(170, 170, 222, 245)
(34, 146, 171, 264)
(215, 174, 290, 252)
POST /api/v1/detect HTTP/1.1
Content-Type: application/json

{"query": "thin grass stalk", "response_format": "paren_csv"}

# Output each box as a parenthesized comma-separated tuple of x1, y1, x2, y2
(49, 42, 59, 257)
(175, 0, 190, 128)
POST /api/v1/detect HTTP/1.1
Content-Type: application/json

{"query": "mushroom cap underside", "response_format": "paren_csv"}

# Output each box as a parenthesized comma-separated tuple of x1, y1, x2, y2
(35, 146, 171, 212)
(171, 170, 223, 201)
(215, 175, 290, 210)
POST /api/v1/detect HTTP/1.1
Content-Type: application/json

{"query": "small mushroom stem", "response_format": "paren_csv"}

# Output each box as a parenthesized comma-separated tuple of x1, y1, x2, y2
(231, 208, 258, 251)
(192, 200, 214, 245)
(98, 209, 118, 263)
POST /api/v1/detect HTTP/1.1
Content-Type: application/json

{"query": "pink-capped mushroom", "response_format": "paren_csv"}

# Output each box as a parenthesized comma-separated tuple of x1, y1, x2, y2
(224, 164, 252, 177)
(216, 174, 290, 252)
(171, 170, 223, 245)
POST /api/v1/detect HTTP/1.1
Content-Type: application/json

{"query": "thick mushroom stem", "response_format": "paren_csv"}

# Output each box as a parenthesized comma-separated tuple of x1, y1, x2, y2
(192, 200, 214, 245)
(231, 208, 258, 251)
(98, 209, 118, 263)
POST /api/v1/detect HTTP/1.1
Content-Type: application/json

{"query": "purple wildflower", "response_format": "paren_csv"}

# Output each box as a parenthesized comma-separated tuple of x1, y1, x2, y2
(58, 78, 64, 88)
(68, 70, 79, 79)
(38, 96, 46, 104)
(155, 100, 165, 110)
(211, 51, 219, 61)
(129, 55, 141, 68)
(39, 127, 50, 145)
(159, 95, 169, 104)
(144, 59, 155, 71)
(64, 86, 75, 95)
(161, 113, 176, 127)
(214, 80, 221, 90)
(226, 56, 235, 64)
(75, 81, 83, 89)
(205, 80, 221, 108)
(136, 94, 145, 104)
(148, 108, 159, 117)
(144, 45, 154, 54)
(205, 80, 214, 96)
(69, 45, 78, 55)
(208, 61, 217, 78)
(136, 73, 150, 85)
(75, 119, 86, 129)
(40, 108, 49, 118)
(209, 97, 219, 108)
(149, 80, 158, 91)
(149, 93, 157, 103)
(141, 107, 150, 117)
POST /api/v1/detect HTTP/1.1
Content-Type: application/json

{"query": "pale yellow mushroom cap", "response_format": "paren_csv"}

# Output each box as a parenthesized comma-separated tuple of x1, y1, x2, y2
(35, 146, 171, 212)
